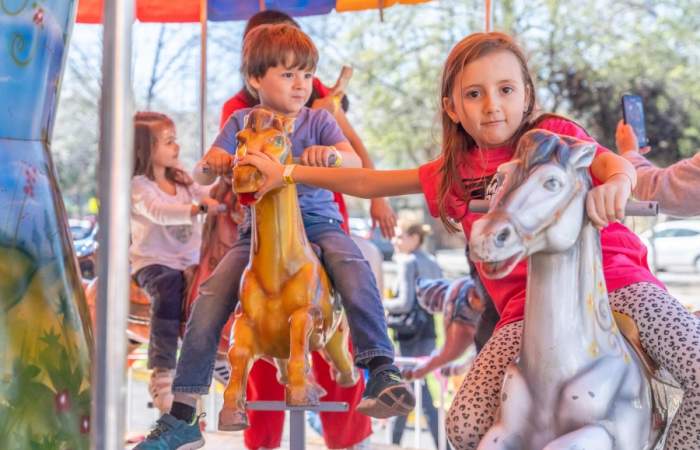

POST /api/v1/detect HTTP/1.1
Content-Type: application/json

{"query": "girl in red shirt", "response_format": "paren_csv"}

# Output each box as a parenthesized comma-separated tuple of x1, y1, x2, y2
(240, 32, 700, 450)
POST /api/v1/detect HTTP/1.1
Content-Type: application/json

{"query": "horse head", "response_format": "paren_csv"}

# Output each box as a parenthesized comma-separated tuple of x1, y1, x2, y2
(232, 107, 294, 203)
(469, 129, 597, 279)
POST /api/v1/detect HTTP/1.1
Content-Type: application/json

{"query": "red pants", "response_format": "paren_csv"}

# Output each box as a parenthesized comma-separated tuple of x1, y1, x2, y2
(243, 353, 371, 449)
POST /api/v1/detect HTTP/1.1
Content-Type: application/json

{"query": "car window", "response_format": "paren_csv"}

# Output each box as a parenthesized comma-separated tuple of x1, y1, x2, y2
(654, 229, 677, 238)
(70, 225, 91, 240)
(674, 229, 700, 237)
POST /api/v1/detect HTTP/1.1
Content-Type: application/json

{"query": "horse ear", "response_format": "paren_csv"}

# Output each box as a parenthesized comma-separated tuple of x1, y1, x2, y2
(281, 117, 295, 134)
(565, 140, 597, 170)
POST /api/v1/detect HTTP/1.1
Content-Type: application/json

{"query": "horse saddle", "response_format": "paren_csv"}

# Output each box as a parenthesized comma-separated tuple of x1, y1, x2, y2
(613, 311, 659, 376)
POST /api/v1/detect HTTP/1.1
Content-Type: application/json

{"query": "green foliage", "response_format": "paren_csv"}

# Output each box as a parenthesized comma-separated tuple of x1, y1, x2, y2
(54, 1, 700, 212)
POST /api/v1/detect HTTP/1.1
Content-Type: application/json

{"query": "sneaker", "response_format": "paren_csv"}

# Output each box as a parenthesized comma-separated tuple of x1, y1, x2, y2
(148, 369, 174, 414)
(134, 413, 205, 450)
(356, 364, 415, 418)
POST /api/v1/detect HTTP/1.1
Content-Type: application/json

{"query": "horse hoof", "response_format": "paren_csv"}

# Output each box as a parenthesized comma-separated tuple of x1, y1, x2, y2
(286, 386, 321, 407)
(334, 369, 360, 387)
(218, 408, 248, 431)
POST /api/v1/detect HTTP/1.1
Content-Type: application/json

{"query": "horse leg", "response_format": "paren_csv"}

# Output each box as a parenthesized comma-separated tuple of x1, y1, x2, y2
(219, 315, 256, 431)
(477, 363, 531, 450)
(320, 315, 359, 387)
(542, 424, 613, 450)
(286, 307, 322, 406)
(273, 358, 289, 385)
(557, 354, 641, 427)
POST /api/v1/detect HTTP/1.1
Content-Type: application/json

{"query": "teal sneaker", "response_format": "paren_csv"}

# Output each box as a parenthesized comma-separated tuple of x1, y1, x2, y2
(134, 413, 205, 450)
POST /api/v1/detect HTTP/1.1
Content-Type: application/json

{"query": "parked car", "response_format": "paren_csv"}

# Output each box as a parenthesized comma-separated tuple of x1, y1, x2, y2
(640, 220, 700, 273)
(69, 219, 99, 279)
(348, 217, 394, 261)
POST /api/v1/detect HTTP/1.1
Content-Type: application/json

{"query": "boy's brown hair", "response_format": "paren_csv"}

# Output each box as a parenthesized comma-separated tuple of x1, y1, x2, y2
(241, 23, 318, 98)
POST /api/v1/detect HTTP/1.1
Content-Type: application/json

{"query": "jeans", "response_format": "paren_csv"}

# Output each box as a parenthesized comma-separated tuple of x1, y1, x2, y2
(173, 214, 394, 394)
(134, 264, 185, 370)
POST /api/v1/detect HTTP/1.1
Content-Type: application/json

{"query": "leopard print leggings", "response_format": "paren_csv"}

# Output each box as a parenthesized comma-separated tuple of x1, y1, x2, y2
(447, 282, 700, 449)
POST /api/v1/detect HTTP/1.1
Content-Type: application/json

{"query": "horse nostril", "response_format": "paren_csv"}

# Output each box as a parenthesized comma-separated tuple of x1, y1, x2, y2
(495, 226, 511, 247)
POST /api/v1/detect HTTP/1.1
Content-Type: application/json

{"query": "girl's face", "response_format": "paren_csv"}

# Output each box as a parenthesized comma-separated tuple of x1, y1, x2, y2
(444, 50, 530, 149)
(151, 125, 180, 169)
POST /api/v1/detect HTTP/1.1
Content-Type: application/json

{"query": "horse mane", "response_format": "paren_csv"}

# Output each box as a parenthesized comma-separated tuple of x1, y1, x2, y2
(497, 130, 584, 202)
(243, 107, 285, 133)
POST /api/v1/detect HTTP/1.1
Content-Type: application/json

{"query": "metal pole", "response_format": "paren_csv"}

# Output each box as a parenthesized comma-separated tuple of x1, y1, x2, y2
(91, 0, 134, 447)
(485, 0, 493, 32)
(413, 378, 422, 449)
(289, 410, 306, 450)
(438, 377, 447, 450)
(199, 0, 208, 157)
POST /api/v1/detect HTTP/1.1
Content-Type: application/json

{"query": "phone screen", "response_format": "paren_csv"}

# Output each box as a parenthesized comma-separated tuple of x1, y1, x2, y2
(622, 94, 648, 147)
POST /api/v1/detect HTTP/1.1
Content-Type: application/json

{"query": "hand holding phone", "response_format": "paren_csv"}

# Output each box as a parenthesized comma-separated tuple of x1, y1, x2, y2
(621, 94, 648, 148)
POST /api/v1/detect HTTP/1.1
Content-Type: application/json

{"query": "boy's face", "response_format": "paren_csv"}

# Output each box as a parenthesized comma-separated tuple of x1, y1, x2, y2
(248, 64, 314, 116)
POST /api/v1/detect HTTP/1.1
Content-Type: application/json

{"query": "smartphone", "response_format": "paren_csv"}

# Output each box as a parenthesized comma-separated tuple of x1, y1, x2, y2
(621, 94, 648, 147)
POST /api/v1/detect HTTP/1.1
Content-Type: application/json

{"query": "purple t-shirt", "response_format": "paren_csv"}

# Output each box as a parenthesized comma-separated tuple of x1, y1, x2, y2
(214, 106, 345, 221)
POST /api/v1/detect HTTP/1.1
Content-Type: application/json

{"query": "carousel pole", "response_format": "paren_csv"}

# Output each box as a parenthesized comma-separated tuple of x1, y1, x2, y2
(485, 0, 493, 32)
(199, 0, 208, 157)
(91, 0, 134, 447)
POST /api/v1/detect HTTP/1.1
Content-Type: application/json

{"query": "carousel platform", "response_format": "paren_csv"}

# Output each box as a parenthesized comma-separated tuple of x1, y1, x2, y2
(126, 430, 424, 449)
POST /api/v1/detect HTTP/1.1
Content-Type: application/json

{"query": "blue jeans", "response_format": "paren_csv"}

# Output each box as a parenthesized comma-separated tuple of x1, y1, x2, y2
(173, 214, 394, 394)
(134, 264, 185, 370)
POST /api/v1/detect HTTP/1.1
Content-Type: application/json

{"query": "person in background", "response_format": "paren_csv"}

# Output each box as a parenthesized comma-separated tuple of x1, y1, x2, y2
(130, 112, 220, 413)
(385, 222, 446, 449)
(615, 119, 700, 216)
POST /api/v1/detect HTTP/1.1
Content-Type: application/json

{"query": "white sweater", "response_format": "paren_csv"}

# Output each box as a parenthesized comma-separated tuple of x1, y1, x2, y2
(130, 175, 209, 274)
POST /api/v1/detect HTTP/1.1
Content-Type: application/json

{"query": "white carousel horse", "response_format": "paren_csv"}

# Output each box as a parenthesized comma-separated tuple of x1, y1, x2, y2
(469, 129, 677, 450)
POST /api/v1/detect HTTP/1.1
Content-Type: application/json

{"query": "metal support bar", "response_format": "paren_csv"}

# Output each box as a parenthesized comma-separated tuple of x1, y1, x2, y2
(199, 0, 208, 157)
(469, 199, 659, 216)
(413, 378, 422, 449)
(247, 401, 349, 450)
(91, 0, 134, 448)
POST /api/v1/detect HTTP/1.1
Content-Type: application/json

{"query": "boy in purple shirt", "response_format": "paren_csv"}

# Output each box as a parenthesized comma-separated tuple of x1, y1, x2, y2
(135, 23, 414, 450)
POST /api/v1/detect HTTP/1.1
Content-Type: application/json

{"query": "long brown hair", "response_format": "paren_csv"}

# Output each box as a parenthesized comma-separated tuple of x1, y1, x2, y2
(133, 111, 191, 186)
(437, 32, 540, 231)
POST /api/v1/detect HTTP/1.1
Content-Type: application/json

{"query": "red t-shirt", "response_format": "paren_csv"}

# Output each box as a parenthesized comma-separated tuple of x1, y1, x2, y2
(219, 79, 350, 233)
(418, 117, 664, 329)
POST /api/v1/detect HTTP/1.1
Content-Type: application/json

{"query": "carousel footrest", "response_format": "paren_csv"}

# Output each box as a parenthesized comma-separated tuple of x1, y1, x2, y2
(246, 400, 348, 412)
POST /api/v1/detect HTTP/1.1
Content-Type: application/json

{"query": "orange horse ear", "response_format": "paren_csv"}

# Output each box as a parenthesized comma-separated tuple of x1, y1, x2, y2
(281, 116, 295, 134)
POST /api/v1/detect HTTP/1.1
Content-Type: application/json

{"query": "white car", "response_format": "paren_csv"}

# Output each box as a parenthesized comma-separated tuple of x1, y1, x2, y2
(640, 220, 700, 272)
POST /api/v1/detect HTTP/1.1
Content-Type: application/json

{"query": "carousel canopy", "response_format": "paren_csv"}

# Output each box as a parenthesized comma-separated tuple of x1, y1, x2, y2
(76, 0, 432, 23)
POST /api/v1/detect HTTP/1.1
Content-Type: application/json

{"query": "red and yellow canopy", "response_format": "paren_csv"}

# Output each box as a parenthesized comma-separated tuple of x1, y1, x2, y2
(76, 0, 432, 24)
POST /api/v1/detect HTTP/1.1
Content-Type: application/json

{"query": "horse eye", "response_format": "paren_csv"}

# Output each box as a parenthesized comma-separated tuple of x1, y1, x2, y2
(543, 177, 562, 192)
(272, 136, 284, 147)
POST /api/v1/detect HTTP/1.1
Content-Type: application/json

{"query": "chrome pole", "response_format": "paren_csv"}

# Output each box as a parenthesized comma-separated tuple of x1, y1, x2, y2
(91, 0, 134, 447)
(199, 0, 208, 156)
(485, 0, 493, 32)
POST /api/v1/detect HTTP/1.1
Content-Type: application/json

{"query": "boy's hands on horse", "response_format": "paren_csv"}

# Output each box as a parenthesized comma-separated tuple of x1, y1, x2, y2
(301, 145, 342, 167)
(301, 142, 360, 168)
(203, 146, 235, 176)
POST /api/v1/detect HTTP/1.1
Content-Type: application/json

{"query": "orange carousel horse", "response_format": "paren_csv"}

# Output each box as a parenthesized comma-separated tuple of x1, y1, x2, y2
(218, 107, 360, 431)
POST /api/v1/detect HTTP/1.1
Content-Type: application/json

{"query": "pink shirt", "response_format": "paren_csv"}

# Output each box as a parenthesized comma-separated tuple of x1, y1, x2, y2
(418, 117, 664, 329)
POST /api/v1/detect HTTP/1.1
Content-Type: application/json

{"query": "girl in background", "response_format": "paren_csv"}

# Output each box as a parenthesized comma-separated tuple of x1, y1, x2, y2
(130, 112, 220, 413)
